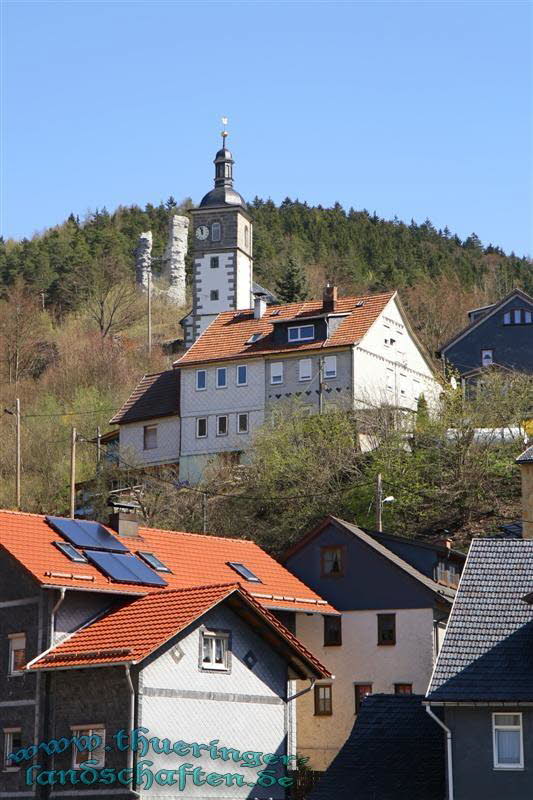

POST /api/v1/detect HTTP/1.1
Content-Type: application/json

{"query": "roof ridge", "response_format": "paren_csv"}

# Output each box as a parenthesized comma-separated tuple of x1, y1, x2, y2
(143, 581, 241, 597)
(0, 508, 47, 519)
(138, 525, 259, 545)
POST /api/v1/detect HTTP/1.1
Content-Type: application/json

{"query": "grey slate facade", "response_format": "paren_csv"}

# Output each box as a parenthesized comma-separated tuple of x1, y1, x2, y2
(426, 538, 533, 799)
(439, 289, 533, 376)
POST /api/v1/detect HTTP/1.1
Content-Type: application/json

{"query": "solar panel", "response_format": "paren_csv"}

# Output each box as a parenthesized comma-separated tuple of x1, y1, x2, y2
(84, 551, 168, 586)
(53, 541, 88, 563)
(46, 517, 129, 553)
(227, 562, 262, 583)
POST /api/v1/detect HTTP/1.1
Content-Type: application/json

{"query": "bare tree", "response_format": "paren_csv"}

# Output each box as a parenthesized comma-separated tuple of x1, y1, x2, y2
(0, 278, 52, 384)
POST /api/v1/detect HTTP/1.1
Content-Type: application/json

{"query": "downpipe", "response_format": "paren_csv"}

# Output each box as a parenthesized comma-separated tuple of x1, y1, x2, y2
(426, 704, 454, 800)
(125, 665, 141, 799)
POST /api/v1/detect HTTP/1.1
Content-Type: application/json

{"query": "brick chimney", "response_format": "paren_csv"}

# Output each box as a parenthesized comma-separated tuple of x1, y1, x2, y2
(437, 537, 453, 550)
(323, 283, 338, 312)
(517, 445, 533, 538)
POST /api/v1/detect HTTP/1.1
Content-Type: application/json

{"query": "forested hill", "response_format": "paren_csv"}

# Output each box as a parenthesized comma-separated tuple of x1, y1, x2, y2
(1, 196, 531, 312)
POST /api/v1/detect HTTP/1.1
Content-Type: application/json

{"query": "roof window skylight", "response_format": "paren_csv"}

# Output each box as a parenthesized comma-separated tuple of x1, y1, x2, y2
(227, 562, 262, 583)
(246, 333, 264, 344)
(53, 541, 88, 563)
(136, 551, 172, 573)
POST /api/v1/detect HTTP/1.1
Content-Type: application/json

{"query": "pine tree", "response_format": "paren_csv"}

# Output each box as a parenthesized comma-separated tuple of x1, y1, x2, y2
(276, 256, 309, 303)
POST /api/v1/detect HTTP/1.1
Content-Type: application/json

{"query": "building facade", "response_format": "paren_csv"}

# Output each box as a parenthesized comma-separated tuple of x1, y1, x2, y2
(283, 516, 465, 771)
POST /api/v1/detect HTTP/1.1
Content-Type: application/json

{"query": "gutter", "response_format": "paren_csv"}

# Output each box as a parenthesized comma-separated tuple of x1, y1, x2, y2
(425, 704, 453, 800)
(125, 665, 141, 799)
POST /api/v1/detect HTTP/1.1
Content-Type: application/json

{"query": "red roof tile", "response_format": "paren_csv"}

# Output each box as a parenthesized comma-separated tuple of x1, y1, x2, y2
(27, 582, 331, 678)
(176, 292, 395, 367)
(0, 509, 336, 614)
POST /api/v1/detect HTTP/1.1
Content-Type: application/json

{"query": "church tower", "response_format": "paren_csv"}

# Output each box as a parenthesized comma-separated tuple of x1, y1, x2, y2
(183, 121, 254, 346)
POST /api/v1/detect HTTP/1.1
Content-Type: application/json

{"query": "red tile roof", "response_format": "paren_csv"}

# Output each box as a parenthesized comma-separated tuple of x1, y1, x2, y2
(27, 582, 331, 678)
(109, 369, 180, 425)
(0, 509, 336, 614)
(175, 292, 396, 367)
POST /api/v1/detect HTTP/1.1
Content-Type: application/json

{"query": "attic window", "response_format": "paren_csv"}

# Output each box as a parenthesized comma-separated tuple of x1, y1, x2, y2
(247, 333, 264, 344)
(136, 551, 172, 573)
(227, 562, 261, 582)
(321, 546, 344, 577)
(53, 541, 88, 564)
(288, 324, 315, 343)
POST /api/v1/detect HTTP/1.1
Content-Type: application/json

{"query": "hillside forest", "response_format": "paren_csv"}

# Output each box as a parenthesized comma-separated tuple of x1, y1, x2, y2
(0, 197, 531, 552)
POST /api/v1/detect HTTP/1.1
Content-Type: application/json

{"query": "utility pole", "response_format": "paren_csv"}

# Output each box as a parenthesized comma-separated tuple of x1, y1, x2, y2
(15, 398, 21, 510)
(318, 357, 324, 414)
(96, 426, 101, 471)
(70, 427, 77, 519)
(375, 472, 383, 532)
(202, 492, 208, 533)
(147, 269, 152, 356)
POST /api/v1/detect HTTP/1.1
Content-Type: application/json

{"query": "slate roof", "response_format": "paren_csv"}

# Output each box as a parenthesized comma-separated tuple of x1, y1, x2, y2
(109, 369, 180, 425)
(284, 516, 456, 603)
(308, 694, 445, 800)
(427, 538, 533, 702)
(517, 444, 533, 464)
(175, 292, 395, 367)
(27, 582, 331, 679)
(0, 509, 336, 614)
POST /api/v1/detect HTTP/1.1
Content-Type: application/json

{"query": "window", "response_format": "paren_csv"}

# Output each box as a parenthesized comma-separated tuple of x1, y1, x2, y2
(71, 725, 106, 769)
(525, 310, 532, 324)
(244, 226, 249, 248)
(270, 362, 283, 385)
(503, 308, 532, 325)
(435, 559, 461, 587)
(377, 614, 396, 646)
(210, 290, 219, 301)
(504, 311, 511, 325)
(321, 546, 344, 577)
(246, 332, 264, 344)
(53, 541, 88, 563)
(211, 222, 221, 242)
(288, 324, 315, 343)
(196, 417, 208, 438)
(299, 358, 312, 381)
(314, 684, 332, 716)
(481, 349, 494, 366)
(136, 551, 171, 573)
(217, 415, 228, 436)
(354, 684, 372, 715)
(324, 355, 337, 379)
(216, 367, 227, 388)
(196, 369, 207, 391)
(493, 713, 523, 769)
(210, 256, 219, 269)
(8, 634, 26, 674)
(227, 562, 261, 582)
(394, 683, 412, 695)
(237, 365, 247, 386)
(514, 309, 521, 324)
(143, 425, 157, 451)
(324, 615, 342, 646)
(3, 728, 22, 770)
(201, 631, 229, 670)
(237, 413, 249, 434)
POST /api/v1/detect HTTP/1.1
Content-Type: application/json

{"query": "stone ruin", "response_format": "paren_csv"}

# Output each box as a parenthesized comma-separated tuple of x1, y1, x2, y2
(135, 214, 188, 307)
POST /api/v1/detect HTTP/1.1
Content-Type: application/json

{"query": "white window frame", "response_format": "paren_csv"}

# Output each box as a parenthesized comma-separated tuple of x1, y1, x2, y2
(3, 728, 22, 770)
(492, 713, 524, 770)
(8, 634, 26, 675)
(216, 367, 227, 389)
(514, 309, 522, 324)
(143, 424, 157, 451)
(288, 324, 315, 343)
(211, 222, 221, 242)
(200, 631, 229, 671)
(216, 415, 228, 437)
(70, 725, 106, 769)
(236, 365, 248, 386)
(237, 412, 249, 434)
(299, 358, 312, 382)
(196, 369, 207, 391)
(525, 310, 532, 324)
(196, 417, 208, 439)
(503, 311, 511, 325)
(324, 355, 337, 379)
(270, 362, 284, 385)
(481, 349, 494, 366)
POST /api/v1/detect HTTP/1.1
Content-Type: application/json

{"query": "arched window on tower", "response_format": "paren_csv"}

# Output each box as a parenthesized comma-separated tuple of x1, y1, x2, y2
(225, 163, 232, 179)
(244, 226, 249, 248)
(211, 222, 221, 242)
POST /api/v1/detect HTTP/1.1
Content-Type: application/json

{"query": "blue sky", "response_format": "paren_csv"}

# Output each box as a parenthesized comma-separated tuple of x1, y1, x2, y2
(2, 0, 532, 255)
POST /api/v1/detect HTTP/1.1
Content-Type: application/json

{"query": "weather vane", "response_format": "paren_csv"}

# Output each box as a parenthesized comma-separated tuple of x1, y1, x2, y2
(221, 116, 228, 147)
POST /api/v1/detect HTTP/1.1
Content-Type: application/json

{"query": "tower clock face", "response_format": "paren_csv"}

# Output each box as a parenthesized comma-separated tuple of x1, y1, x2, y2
(196, 225, 209, 241)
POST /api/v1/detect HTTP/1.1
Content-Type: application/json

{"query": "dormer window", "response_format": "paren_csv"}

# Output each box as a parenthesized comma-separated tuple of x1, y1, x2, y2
(288, 324, 315, 343)
(211, 222, 221, 242)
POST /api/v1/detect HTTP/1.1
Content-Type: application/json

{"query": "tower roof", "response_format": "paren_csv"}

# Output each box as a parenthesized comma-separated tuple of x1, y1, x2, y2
(199, 125, 246, 209)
